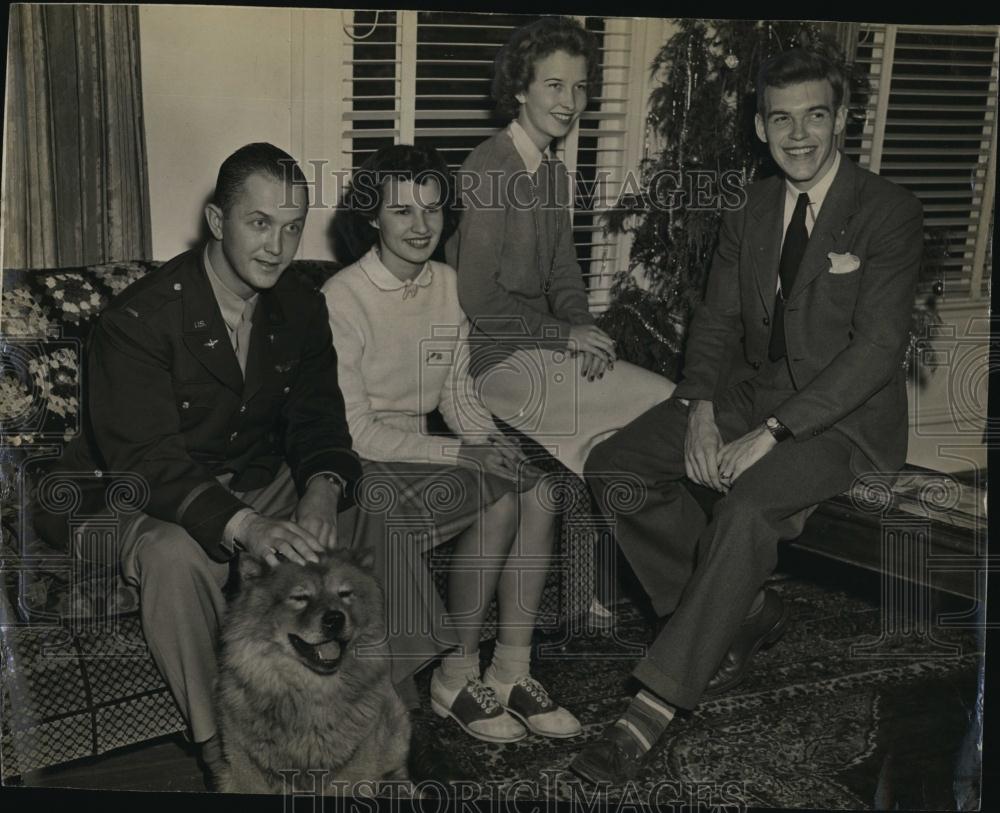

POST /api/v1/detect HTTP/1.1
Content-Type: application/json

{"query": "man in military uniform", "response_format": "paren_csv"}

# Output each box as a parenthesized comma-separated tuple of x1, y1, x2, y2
(36, 143, 360, 784)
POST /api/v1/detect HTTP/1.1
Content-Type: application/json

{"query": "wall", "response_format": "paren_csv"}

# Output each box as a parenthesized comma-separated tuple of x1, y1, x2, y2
(138, 8, 990, 475)
(140, 5, 298, 260)
(905, 301, 991, 473)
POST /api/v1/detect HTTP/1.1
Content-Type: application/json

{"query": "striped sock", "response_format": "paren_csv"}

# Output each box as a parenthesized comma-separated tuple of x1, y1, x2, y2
(614, 689, 675, 753)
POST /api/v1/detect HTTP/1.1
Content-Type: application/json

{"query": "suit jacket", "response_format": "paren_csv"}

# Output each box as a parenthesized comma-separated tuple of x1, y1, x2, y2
(673, 155, 924, 473)
(38, 249, 361, 561)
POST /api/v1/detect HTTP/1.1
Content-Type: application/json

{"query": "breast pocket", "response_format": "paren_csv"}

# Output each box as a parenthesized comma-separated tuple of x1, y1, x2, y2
(175, 381, 218, 428)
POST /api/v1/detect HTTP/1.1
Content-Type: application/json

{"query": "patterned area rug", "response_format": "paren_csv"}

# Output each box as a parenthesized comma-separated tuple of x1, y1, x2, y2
(412, 573, 983, 810)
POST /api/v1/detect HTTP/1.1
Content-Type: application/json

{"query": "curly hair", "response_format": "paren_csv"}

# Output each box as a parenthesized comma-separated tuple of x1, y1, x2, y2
(756, 47, 848, 116)
(491, 16, 601, 120)
(340, 144, 456, 261)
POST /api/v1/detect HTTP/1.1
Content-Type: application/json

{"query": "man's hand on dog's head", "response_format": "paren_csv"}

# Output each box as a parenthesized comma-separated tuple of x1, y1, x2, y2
(241, 515, 324, 568)
(292, 476, 342, 552)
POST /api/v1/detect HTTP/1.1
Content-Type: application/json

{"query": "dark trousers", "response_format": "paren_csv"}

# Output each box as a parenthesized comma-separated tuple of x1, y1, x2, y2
(584, 359, 857, 709)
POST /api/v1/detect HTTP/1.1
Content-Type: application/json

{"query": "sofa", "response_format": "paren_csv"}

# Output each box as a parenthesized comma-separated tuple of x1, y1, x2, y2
(1, 260, 985, 781)
(0, 260, 600, 781)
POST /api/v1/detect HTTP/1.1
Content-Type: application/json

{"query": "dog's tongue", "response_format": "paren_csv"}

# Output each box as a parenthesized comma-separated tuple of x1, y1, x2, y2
(316, 641, 341, 661)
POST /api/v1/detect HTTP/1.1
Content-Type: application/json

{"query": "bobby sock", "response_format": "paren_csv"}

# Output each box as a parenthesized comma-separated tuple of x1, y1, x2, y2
(485, 641, 532, 685)
(436, 649, 481, 691)
(614, 689, 675, 753)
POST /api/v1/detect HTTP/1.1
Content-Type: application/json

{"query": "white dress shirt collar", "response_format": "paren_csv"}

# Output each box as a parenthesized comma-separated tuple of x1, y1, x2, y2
(783, 150, 841, 234)
(203, 245, 258, 333)
(507, 120, 553, 175)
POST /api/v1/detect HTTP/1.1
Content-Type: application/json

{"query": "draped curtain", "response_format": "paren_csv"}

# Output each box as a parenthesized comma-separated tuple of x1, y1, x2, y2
(2, 4, 152, 269)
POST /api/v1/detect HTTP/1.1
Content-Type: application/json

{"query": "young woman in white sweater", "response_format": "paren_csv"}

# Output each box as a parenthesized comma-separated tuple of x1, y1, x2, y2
(322, 145, 581, 745)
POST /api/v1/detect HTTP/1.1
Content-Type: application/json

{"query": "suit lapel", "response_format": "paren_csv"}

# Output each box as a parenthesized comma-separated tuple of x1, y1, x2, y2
(181, 253, 244, 395)
(748, 178, 785, 316)
(241, 289, 286, 402)
(787, 157, 861, 301)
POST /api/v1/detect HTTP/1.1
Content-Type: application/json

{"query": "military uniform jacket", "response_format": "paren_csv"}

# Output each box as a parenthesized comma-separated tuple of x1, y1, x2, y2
(673, 156, 924, 473)
(46, 249, 361, 560)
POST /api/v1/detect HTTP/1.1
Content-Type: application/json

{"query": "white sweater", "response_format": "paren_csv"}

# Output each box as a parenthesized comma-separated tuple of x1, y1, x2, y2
(321, 248, 496, 464)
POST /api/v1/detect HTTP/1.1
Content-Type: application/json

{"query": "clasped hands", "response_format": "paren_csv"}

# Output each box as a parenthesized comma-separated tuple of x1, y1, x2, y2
(239, 475, 342, 568)
(683, 399, 777, 492)
(567, 324, 616, 382)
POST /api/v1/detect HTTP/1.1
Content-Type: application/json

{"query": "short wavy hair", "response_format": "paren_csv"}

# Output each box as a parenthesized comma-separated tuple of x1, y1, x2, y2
(756, 47, 847, 116)
(341, 144, 456, 261)
(492, 16, 601, 120)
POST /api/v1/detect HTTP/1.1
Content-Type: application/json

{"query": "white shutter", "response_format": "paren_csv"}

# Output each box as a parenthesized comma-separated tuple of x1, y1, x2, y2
(339, 10, 646, 311)
(845, 24, 998, 303)
(340, 10, 402, 167)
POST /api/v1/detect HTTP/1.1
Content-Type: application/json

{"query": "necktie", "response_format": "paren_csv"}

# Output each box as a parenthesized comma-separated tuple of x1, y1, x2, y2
(234, 299, 255, 374)
(768, 192, 810, 362)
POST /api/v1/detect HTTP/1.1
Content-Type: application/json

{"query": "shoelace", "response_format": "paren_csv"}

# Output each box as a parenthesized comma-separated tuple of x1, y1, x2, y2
(467, 679, 500, 713)
(516, 676, 553, 709)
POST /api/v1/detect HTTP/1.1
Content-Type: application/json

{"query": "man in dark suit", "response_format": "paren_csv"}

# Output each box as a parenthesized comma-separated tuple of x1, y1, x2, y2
(570, 49, 923, 783)
(34, 143, 363, 783)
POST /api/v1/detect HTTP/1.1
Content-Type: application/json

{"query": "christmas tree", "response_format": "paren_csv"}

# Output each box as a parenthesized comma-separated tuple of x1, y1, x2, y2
(596, 20, 877, 380)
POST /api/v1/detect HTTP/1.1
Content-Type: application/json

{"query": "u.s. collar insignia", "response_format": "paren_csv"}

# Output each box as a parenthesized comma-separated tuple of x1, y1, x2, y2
(194, 319, 207, 329)
(204, 338, 219, 349)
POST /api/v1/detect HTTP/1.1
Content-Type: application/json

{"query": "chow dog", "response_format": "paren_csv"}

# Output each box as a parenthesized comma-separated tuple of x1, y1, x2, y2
(215, 548, 410, 794)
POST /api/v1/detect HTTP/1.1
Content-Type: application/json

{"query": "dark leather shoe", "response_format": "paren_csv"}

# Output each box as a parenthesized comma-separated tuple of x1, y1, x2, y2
(568, 724, 649, 785)
(703, 588, 789, 698)
(407, 725, 473, 789)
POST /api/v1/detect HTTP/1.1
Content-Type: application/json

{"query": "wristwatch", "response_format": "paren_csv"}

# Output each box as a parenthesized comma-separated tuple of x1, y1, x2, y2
(763, 416, 792, 442)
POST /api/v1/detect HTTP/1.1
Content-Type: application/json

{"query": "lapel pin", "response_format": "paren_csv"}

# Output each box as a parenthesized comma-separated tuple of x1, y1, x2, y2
(205, 339, 219, 349)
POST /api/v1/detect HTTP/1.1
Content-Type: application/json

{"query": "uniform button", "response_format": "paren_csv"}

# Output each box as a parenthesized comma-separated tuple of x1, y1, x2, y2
(239, 404, 247, 413)
(181, 401, 190, 409)
(752, 361, 761, 369)
(173, 283, 182, 291)
(762, 316, 770, 326)
(229, 431, 238, 441)
(94, 470, 103, 478)
(283, 386, 290, 394)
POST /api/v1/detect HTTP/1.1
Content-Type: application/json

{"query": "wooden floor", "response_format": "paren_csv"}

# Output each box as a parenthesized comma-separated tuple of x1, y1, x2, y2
(19, 734, 206, 793)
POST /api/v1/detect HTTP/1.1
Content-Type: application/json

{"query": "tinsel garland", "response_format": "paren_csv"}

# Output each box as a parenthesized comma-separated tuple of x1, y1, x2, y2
(619, 302, 677, 349)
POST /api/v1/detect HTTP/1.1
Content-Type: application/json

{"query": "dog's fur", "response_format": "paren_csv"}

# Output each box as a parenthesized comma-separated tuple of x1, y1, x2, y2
(215, 549, 410, 795)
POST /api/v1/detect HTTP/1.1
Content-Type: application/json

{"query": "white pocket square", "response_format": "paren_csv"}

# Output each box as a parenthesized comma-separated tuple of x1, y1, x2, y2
(828, 252, 861, 274)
